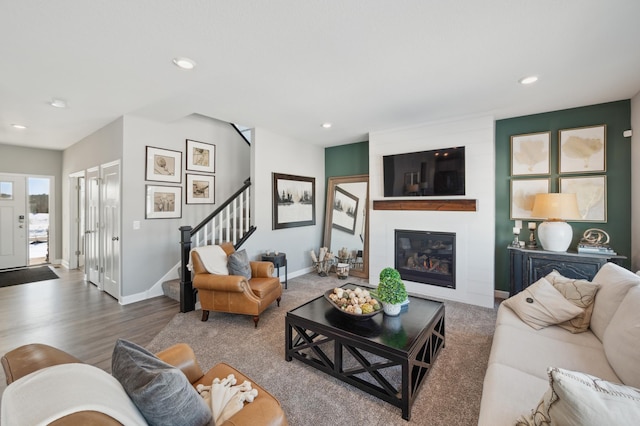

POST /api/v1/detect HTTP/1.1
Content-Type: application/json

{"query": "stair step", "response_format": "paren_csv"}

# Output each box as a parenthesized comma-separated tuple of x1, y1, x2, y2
(162, 279, 181, 302)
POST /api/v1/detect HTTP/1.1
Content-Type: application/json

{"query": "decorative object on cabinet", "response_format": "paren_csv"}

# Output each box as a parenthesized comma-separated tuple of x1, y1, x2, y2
(272, 173, 315, 229)
(559, 124, 606, 174)
(145, 146, 182, 183)
(578, 228, 616, 255)
(145, 185, 182, 219)
(526, 222, 538, 249)
(531, 193, 581, 252)
(507, 246, 625, 296)
(186, 174, 215, 204)
(560, 175, 607, 222)
(510, 178, 550, 220)
(510, 131, 551, 176)
(186, 139, 215, 174)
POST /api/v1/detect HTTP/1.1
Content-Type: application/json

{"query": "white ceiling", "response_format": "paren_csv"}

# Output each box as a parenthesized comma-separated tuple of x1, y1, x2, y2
(1, 1, 639, 151)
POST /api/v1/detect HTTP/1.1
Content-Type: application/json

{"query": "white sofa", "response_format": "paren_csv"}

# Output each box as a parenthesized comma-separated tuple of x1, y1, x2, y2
(478, 262, 640, 425)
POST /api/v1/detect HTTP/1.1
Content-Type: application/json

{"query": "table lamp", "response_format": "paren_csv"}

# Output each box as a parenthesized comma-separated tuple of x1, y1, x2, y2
(530, 193, 581, 252)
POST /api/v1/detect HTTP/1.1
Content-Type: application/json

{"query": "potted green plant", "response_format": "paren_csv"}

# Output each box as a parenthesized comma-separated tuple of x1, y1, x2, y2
(373, 267, 408, 316)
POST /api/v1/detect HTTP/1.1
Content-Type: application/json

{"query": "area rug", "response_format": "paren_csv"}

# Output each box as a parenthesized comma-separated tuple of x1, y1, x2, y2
(147, 274, 497, 425)
(0, 266, 59, 288)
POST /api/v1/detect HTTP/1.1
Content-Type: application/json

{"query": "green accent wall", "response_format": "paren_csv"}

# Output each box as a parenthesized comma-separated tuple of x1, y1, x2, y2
(325, 141, 369, 180)
(495, 100, 631, 292)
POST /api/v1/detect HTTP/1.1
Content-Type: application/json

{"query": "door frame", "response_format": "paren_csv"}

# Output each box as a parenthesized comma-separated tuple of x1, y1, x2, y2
(68, 171, 84, 270)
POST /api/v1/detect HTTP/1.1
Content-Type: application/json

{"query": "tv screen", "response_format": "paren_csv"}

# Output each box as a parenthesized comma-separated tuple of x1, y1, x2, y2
(383, 147, 465, 197)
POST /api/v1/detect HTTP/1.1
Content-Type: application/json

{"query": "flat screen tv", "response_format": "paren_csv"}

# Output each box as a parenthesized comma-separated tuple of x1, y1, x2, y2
(383, 146, 465, 197)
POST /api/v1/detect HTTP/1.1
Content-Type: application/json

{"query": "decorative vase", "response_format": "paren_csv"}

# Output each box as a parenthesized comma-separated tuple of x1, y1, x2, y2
(382, 302, 402, 316)
(336, 263, 349, 279)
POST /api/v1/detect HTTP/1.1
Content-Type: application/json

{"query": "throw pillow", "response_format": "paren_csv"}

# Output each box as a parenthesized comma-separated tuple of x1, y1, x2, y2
(545, 270, 600, 333)
(503, 277, 583, 330)
(228, 249, 251, 279)
(516, 367, 640, 426)
(111, 339, 211, 426)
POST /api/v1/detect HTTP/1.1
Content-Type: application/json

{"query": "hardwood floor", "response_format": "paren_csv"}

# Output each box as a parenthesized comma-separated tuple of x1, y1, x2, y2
(0, 265, 179, 376)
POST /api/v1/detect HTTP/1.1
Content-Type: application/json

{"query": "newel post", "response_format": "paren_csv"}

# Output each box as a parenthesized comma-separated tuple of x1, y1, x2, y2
(179, 225, 195, 313)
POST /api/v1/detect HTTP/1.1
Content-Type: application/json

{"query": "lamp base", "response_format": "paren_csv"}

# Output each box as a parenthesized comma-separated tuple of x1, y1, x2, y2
(537, 220, 573, 252)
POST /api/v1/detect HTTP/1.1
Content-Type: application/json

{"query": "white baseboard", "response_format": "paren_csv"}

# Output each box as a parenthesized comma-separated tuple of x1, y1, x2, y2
(494, 290, 510, 300)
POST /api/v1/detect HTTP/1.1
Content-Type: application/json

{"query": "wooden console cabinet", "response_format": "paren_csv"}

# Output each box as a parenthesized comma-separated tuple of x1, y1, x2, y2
(508, 246, 626, 296)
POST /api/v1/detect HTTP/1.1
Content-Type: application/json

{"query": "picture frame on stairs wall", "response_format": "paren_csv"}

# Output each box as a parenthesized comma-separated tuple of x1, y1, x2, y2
(186, 174, 215, 204)
(186, 139, 216, 174)
(145, 185, 182, 219)
(145, 146, 182, 184)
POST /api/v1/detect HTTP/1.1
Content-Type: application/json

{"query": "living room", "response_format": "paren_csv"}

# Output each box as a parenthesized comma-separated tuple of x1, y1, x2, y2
(1, 2, 640, 424)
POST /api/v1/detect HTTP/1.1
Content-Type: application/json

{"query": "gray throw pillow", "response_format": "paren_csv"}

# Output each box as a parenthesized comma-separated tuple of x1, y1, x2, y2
(111, 339, 211, 426)
(228, 249, 251, 279)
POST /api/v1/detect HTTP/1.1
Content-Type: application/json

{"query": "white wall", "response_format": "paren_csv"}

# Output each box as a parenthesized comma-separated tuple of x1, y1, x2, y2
(631, 91, 640, 272)
(242, 127, 325, 276)
(369, 115, 495, 308)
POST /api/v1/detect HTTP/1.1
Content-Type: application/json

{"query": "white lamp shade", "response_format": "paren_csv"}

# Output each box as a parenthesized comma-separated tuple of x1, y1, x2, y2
(537, 221, 573, 252)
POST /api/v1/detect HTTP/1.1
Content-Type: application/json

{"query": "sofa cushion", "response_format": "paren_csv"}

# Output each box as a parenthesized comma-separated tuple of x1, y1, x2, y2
(192, 245, 229, 275)
(590, 263, 640, 341)
(228, 249, 251, 279)
(602, 285, 640, 388)
(545, 270, 600, 333)
(502, 277, 583, 330)
(516, 367, 640, 426)
(111, 339, 211, 426)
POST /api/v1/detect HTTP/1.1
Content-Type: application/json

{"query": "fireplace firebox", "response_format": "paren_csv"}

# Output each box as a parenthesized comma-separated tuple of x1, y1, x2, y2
(395, 230, 455, 289)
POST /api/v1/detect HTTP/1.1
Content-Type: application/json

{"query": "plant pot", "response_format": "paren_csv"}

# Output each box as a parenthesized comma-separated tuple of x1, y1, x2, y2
(382, 302, 402, 316)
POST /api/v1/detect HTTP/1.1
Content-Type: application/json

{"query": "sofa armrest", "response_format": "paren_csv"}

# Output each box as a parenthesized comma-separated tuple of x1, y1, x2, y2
(193, 274, 249, 292)
(156, 343, 204, 384)
(1, 343, 83, 385)
(250, 261, 274, 278)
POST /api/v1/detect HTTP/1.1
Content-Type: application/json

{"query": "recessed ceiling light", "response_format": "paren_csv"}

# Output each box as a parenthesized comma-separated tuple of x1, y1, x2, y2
(518, 75, 539, 85)
(322, 123, 332, 129)
(172, 57, 196, 70)
(49, 98, 67, 108)
(11, 124, 27, 129)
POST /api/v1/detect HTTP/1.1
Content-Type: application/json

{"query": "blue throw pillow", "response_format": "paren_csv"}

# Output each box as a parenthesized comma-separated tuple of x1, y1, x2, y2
(111, 339, 211, 426)
(228, 249, 251, 279)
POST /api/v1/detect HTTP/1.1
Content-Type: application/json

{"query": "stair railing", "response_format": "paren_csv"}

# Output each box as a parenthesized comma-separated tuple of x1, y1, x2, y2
(179, 177, 254, 312)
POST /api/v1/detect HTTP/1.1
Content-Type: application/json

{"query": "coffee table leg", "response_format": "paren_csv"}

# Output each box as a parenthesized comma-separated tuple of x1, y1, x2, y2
(285, 318, 292, 361)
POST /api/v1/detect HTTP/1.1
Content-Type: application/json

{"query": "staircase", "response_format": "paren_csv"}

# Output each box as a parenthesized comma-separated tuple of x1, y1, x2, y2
(164, 177, 255, 312)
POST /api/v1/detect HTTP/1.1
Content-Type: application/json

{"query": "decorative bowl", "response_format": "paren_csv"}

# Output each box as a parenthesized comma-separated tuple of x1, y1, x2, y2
(323, 289, 382, 320)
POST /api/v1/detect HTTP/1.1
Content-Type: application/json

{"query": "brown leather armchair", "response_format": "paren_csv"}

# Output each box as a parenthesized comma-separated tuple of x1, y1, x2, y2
(191, 243, 283, 327)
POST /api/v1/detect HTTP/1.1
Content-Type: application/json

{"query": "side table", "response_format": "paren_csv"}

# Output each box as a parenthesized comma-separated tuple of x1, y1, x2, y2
(262, 252, 288, 289)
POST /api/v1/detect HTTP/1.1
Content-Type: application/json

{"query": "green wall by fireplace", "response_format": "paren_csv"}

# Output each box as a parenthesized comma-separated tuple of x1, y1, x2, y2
(495, 100, 632, 292)
(325, 141, 369, 180)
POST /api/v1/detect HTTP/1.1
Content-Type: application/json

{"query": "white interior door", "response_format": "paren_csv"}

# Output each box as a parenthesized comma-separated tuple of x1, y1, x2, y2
(77, 176, 85, 270)
(86, 168, 101, 286)
(0, 175, 27, 269)
(101, 162, 120, 299)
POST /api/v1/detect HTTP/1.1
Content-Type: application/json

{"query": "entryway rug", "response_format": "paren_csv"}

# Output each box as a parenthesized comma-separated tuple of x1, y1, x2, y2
(0, 266, 59, 288)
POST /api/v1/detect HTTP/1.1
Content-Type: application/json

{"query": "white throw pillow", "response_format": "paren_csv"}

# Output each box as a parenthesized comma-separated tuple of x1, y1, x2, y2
(503, 277, 583, 330)
(191, 245, 229, 275)
(602, 285, 640, 389)
(516, 367, 640, 426)
(545, 270, 600, 333)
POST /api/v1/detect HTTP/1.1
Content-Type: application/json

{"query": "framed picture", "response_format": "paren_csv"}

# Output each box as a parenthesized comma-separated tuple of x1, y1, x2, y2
(332, 186, 359, 234)
(559, 125, 606, 174)
(145, 146, 182, 183)
(186, 174, 215, 204)
(560, 176, 607, 222)
(272, 173, 316, 229)
(186, 139, 215, 174)
(510, 178, 550, 220)
(511, 131, 551, 176)
(145, 185, 182, 219)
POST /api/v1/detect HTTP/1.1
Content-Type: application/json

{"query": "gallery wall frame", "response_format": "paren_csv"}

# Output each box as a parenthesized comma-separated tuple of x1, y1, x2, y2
(186, 174, 215, 204)
(186, 139, 216, 174)
(510, 178, 550, 220)
(560, 175, 607, 222)
(559, 124, 606, 174)
(145, 146, 182, 183)
(272, 173, 316, 230)
(332, 185, 359, 234)
(146, 185, 182, 219)
(510, 131, 551, 176)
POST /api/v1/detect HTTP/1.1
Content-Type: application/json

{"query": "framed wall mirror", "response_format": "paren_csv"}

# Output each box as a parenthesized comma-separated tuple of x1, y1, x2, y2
(323, 174, 369, 278)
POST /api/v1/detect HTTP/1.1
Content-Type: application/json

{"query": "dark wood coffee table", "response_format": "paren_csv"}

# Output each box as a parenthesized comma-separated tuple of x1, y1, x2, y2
(285, 283, 445, 420)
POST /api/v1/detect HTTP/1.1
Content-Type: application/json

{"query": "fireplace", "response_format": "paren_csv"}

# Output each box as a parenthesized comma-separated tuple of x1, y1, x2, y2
(395, 230, 455, 289)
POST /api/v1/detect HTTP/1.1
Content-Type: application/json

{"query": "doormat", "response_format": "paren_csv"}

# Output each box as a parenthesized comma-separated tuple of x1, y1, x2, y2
(0, 266, 59, 288)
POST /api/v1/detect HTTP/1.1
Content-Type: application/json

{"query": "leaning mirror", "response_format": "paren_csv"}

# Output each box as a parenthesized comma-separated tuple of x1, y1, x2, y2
(323, 175, 369, 278)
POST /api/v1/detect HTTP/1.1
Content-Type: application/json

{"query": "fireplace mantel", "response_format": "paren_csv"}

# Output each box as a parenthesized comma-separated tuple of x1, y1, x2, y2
(373, 199, 477, 212)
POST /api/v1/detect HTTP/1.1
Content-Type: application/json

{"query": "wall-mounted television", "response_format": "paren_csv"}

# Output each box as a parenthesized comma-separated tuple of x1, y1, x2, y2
(383, 146, 465, 197)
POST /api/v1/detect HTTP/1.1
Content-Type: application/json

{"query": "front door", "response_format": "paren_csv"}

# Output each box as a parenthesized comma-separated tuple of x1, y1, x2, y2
(0, 175, 28, 269)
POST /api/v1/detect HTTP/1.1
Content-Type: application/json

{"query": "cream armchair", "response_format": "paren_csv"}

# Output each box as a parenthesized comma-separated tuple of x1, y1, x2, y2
(191, 243, 282, 327)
